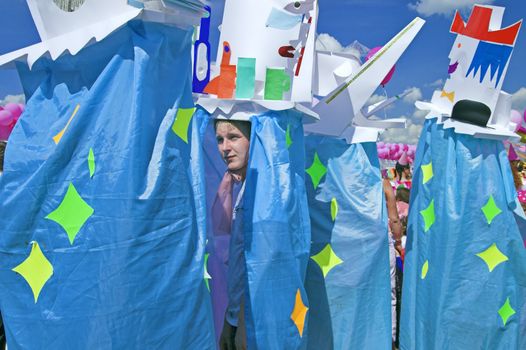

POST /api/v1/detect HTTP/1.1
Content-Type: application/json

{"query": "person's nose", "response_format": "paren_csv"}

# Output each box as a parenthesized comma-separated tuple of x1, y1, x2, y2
(222, 139, 232, 154)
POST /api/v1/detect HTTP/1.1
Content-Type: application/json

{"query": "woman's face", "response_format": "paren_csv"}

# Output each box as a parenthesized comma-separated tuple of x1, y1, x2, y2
(216, 122, 250, 176)
(403, 167, 412, 179)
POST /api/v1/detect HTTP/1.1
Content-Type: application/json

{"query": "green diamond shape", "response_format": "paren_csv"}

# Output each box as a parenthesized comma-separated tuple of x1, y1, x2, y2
(306, 152, 327, 189)
(498, 297, 515, 326)
(171, 107, 196, 143)
(204, 253, 211, 291)
(481, 195, 502, 225)
(311, 244, 343, 278)
(286, 124, 293, 149)
(420, 199, 435, 232)
(330, 198, 338, 222)
(88, 148, 95, 178)
(421, 162, 433, 184)
(12, 242, 53, 303)
(46, 183, 94, 245)
(476, 243, 508, 272)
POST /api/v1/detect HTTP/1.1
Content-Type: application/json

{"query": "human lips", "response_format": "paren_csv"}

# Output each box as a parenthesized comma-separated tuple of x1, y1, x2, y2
(279, 45, 296, 58)
(225, 155, 237, 163)
(448, 61, 458, 74)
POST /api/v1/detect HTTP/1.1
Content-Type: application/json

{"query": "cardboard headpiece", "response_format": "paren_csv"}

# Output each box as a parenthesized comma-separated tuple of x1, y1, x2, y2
(195, 0, 319, 119)
(415, 5, 523, 141)
(303, 17, 425, 143)
(0, 0, 205, 69)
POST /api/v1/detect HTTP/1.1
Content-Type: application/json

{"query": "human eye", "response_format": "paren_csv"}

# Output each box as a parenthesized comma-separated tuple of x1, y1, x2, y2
(284, 1, 314, 14)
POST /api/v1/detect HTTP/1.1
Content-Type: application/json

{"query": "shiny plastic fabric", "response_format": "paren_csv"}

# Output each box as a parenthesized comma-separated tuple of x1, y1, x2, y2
(400, 119, 526, 349)
(303, 136, 391, 350)
(196, 108, 311, 349)
(0, 21, 215, 349)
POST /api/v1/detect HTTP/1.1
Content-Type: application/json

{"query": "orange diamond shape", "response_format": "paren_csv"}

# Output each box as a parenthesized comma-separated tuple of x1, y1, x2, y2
(290, 289, 308, 337)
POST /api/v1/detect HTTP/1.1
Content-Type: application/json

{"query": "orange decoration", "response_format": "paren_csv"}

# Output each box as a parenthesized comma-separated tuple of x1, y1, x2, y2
(290, 289, 308, 337)
(204, 41, 237, 98)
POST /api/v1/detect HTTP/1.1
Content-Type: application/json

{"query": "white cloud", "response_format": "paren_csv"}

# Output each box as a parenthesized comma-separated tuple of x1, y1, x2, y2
(408, 0, 495, 17)
(426, 79, 444, 88)
(380, 117, 423, 144)
(316, 33, 344, 53)
(511, 87, 526, 112)
(412, 109, 428, 120)
(0, 94, 25, 105)
(401, 87, 422, 104)
(366, 94, 387, 106)
(316, 33, 369, 57)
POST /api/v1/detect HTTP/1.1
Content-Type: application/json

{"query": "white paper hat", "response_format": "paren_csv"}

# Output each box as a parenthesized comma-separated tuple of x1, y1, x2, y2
(0, 0, 204, 69)
(416, 5, 522, 141)
(195, 0, 319, 113)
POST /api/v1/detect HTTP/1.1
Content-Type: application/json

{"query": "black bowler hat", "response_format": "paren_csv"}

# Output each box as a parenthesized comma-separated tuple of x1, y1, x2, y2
(450, 99, 491, 127)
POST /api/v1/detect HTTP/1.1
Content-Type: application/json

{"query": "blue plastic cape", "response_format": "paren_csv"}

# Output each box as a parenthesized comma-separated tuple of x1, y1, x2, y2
(400, 119, 526, 349)
(303, 136, 392, 350)
(0, 21, 215, 349)
(195, 107, 311, 349)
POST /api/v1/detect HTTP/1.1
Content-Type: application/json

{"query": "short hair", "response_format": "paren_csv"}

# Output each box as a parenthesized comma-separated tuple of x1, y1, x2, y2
(214, 119, 251, 140)
(395, 187, 410, 204)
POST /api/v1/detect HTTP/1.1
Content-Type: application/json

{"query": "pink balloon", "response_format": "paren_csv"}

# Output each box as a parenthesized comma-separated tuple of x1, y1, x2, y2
(0, 110, 13, 126)
(403, 144, 409, 151)
(511, 110, 522, 125)
(3, 103, 22, 119)
(365, 46, 396, 86)
(377, 141, 385, 148)
(393, 144, 400, 152)
(407, 149, 415, 157)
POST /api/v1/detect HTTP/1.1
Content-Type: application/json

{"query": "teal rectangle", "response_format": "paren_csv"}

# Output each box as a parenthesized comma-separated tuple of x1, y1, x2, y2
(235, 57, 256, 99)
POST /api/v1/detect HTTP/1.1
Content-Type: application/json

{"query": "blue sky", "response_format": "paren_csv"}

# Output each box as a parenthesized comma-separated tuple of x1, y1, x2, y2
(0, 0, 525, 143)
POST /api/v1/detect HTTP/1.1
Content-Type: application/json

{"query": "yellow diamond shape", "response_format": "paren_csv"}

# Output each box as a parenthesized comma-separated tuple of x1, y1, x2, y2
(330, 198, 338, 222)
(311, 244, 343, 278)
(12, 242, 54, 303)
(291, 289, 308, 337)
(421, 162, 433, 184)
(306, 152, 327, 189)
(498, 297, 516, 326)
(476, 243, 509, 272)
(421, 260, 429, 279)
(53, 104, 80, 145)
(46, 183, 94, 245)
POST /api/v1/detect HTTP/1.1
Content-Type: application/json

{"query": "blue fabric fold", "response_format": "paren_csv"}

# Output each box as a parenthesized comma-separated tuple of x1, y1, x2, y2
(0, 21, 215, 349)
(400, 119, 526, 349)
(303, 136, 391, 350)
